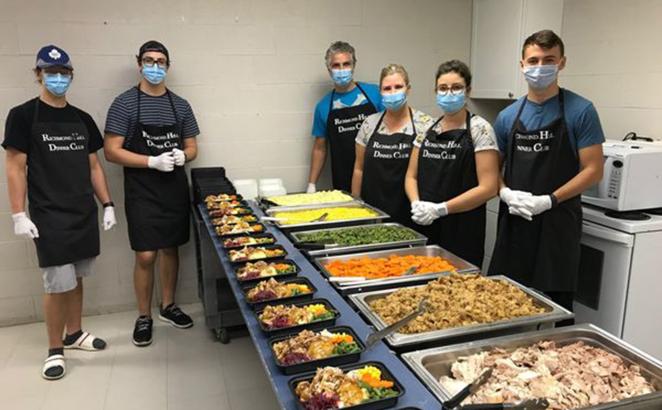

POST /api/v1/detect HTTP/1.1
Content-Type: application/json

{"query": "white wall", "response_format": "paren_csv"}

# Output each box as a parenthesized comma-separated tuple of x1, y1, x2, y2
(0, 0, 472, 325)
(561, 0, 662, 141)
(476, 0, 662, 272)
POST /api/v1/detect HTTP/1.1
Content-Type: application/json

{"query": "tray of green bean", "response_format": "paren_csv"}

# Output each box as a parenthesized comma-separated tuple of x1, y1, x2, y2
(289, 223, 428, 256)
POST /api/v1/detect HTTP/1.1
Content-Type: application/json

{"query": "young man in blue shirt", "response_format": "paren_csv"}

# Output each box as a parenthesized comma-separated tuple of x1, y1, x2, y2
(306, 41, 383, 193)
(489, 30, 605, 313)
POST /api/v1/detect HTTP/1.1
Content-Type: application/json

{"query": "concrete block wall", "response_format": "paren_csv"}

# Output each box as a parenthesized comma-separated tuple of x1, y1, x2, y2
(0, 0, 473, 325)
(2, 0, 658, 326)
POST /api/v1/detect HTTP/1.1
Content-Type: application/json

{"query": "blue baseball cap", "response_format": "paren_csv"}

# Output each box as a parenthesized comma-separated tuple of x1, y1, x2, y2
(35, 45, 73, 70)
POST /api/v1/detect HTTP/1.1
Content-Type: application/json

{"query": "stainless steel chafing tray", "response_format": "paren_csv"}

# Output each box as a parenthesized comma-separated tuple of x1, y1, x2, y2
(289, 222, 427, 257)
(264, 201, 389, 231)
(314, 245, 478, 294)
(259, 190, 356, 211)
(349, 274, 574, 347)
(401, 323, 662, 409)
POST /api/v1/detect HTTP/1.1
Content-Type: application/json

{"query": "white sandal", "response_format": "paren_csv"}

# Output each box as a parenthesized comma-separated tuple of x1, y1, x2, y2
(42, 354, 65, 380)
(63, 331, 106, 351)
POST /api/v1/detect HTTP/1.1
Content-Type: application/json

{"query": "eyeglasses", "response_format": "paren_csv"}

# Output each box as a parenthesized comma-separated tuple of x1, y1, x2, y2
(437, 85, 465, 96)
(142, 57, 168, 68)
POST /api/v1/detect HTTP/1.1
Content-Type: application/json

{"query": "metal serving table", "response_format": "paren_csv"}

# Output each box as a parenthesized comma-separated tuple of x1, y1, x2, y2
(197, 202, 440, 410)
(191, 205, 244, 343)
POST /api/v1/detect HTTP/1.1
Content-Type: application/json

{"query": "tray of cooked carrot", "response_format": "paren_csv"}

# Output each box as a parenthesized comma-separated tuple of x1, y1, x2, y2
(313, 245, 479, 294)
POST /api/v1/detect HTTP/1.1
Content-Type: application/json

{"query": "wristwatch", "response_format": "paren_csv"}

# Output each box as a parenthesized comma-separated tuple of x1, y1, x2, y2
(549, 194, 559, 208)
(103, 201, 115, 208)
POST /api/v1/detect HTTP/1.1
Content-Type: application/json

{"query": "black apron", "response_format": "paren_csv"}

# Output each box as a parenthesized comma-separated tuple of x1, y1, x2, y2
(361, 109, 416, 227)
(28, 99, 99, 267)
(326, 83, 378, 191)
(123, 88, 191, 251)
(488, 90, 582, 292)
(416, 112, 485, 268)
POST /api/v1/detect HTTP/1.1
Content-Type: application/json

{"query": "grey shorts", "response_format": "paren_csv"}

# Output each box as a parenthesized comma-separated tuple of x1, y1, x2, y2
(42, 258, 96, 294)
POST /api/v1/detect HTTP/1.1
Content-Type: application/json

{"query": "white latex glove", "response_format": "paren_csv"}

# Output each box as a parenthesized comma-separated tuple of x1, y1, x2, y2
(148, 152, 175, 172)
(499, 187, 533, 206)
(427, 202, 449, 220)
(172, 148, 186, 167)
(411, 200, 425, 214)
(12, 212, 39, 239)
(412, 201, 436, 226)
(411, 201, 428, 218)
(508, 200, 533, 221)
(103, 206, 117, 231)
(517, 195, 553, 218)
(306, 183, 316, 194)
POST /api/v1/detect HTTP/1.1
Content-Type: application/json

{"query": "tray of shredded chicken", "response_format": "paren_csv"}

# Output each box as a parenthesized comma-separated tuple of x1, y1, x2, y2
(401, 323, 662, 409)
(349, 273, 573, 348)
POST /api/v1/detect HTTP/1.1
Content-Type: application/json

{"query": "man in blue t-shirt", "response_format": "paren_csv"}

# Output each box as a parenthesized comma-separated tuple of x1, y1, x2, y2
(306, 41, 383, 193)
(489, 30, 605, 313)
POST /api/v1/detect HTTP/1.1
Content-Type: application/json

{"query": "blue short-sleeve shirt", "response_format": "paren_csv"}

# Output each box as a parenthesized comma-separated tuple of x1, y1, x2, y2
(311, 82, 383, 138)
(494, 89, 605, 155)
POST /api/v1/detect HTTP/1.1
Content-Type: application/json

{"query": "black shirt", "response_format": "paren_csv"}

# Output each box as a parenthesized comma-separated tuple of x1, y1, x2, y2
(2, 97, 104, 154)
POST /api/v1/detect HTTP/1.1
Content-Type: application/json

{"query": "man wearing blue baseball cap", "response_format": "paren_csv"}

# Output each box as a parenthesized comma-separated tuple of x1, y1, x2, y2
(2, 45, 116, 380)
(104, 41, 199, 347)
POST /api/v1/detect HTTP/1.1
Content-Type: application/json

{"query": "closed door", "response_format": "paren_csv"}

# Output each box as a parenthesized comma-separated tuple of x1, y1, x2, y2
(574, 221, 634, 337)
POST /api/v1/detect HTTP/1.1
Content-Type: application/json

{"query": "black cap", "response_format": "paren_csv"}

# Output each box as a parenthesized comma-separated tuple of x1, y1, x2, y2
(137, 40, 170, 65)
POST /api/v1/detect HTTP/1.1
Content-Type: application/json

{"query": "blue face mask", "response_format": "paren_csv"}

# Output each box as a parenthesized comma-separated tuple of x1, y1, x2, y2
(436, 91, 466, 114)
(43, 73, 71, 97)
(331, 68, 353, 86)
(142, 64, 167, 85)
(522, 64, 558, 89)
(382, 91, 407, 111)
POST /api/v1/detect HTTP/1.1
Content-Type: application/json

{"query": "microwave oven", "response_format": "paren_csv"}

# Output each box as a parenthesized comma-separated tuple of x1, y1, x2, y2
(582, 141, 662, 211)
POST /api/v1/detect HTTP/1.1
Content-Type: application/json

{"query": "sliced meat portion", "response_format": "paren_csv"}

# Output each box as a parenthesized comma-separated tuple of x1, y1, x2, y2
(439, 341, 656, 410)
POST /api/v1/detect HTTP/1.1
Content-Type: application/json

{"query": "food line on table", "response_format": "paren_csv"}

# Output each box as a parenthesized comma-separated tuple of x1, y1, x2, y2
(199, 191, 661, 410)
(198, 194, 442, 410)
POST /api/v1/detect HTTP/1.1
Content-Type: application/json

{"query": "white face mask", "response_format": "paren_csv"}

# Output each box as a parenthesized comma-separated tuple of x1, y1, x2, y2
(522, 64, 558, 89)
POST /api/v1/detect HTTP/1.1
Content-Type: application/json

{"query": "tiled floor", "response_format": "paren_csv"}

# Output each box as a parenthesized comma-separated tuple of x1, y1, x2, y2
(0, 304, 280, 410)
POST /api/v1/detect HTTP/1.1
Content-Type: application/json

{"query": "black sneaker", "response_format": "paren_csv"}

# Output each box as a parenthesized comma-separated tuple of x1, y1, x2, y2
(158, 304, 194, 329)
(132, 316, 153, 347)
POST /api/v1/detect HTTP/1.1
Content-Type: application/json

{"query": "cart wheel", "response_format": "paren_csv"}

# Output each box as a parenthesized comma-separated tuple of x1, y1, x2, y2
(215, 328, 230, 344)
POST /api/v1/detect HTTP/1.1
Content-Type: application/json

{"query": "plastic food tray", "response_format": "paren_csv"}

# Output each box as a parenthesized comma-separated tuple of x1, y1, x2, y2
(242, 277, 317, 311)
(215, 223, 266, 237)
(255, 298, 340, 338)
(208, 206, 253, 218)
(269, 325, 364, 375)
(211, 214, 259, 226)
(288, 361, 404, 410)
(227, 244, 288, 264)
(234, 259, 300, 284)
(221, 233, 277, 249)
